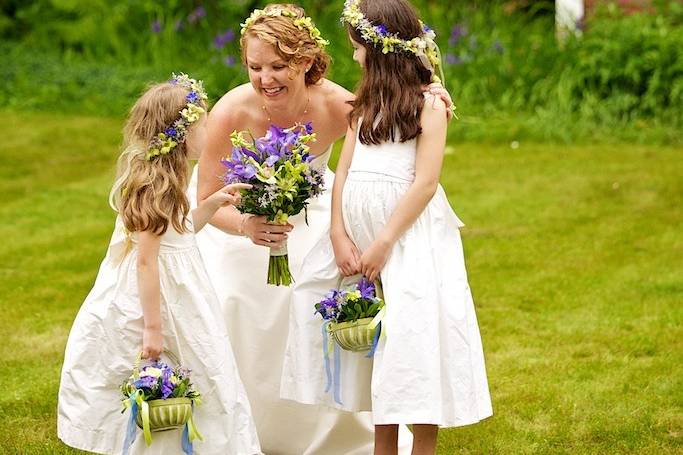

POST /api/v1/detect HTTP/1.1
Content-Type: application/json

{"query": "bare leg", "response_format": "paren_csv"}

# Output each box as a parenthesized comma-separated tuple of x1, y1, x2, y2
(375, 424, 399, 455)
(411, 424, 438, 455)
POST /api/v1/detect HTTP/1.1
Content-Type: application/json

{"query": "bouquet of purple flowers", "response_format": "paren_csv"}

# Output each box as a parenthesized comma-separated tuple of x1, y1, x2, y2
(222, 123, 325, 286)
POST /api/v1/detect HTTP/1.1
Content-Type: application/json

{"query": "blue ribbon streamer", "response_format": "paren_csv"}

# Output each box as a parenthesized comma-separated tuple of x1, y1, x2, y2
(322, 322, 333, 394)
(332, 341, 342, 405)
(181, 402, 197, 455)
(366, 321, 381, 358)
(121, 394, 139, 455)
(321, 322, 343, 405)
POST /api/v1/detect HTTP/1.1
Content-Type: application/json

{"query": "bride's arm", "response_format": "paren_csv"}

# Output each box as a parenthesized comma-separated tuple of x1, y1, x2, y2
(197, 92, 291, 246)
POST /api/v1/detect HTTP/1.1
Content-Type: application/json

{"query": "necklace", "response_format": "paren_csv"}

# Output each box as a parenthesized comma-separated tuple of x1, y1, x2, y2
(262, 92, 310, 126)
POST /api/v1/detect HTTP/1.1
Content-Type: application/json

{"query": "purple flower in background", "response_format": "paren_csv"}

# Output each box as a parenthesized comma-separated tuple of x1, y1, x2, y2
(223, 55, 236, 66)
(213, 29, 235, 49)
(174, 19, 184, 31)
(151, 20, 162, 34)
(492, 40, 504, 54)
(188, 5, 207, 24)
(449, 24, 467, 45)
(446, 53, 463, 65)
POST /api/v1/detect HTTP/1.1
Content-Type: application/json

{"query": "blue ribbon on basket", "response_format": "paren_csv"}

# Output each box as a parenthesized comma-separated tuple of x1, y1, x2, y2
(121, 393, 139, 455)
(181, 402, 194, 455)
(322, 322, 343, 405)
(366, 321, 381, 358)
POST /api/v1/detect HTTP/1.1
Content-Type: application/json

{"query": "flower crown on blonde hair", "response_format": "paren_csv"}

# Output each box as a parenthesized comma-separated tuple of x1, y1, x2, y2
(341, 0, 445, 84)
(146, 73, 208, 161)
(240, 6, 330, 50)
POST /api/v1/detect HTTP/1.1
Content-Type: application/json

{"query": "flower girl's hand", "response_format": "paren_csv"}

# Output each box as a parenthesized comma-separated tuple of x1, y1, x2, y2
(208, 183, 252, 208)
(142, 326, 163, 360)
(331, 233, 361, 277)
(360, 239, 391, 282)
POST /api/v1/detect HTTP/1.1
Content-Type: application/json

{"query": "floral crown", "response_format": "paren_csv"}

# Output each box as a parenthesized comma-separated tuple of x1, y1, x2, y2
(146, 73, 208, 161)
(240, 7, 329, 50)
(341, 0, 445, 84)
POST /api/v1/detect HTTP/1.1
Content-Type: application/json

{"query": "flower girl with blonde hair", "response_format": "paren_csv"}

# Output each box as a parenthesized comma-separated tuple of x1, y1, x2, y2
(58, 75, 261, 455)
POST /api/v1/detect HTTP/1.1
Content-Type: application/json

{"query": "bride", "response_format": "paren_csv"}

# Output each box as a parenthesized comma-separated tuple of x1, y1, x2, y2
(190, 5, 451, 454)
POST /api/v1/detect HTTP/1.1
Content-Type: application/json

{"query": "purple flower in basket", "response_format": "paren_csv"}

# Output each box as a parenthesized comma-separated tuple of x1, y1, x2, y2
(357, 277, 376, 299)
(134, 375, 158, 390)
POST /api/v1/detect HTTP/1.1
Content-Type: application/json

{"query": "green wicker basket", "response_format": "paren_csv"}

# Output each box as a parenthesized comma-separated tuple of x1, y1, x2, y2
(135, 397, 192, 432)
(329, 317, 378, 352)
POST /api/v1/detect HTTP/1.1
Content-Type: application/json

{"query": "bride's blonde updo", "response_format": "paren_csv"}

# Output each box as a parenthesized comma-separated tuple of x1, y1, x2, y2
(240, 3, 331, 85)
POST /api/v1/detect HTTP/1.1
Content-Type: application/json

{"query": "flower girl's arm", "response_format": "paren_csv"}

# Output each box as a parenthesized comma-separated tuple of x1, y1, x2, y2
(331, 125, 362, 276)
(360, 98, 448, 281)
(192, 183, 252, 232)
(137, 231, 163, 359)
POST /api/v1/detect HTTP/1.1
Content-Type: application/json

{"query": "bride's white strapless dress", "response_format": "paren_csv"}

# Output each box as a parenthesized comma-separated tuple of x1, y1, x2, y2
(189, 148, 413, 454)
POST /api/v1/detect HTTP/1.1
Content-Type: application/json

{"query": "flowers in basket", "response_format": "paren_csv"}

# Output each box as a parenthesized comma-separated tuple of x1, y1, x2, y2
(120, 354, 203, 455)
(221, 122, 325, 286)
(315, 277, 385, 351)
(314, 277, 386, 404)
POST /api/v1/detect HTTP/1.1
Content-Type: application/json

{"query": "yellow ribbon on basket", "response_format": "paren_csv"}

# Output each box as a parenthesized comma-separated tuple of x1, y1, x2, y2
(368, 305, 387, 339)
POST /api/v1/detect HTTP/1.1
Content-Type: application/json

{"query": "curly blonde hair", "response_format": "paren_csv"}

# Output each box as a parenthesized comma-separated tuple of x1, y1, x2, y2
(109, 82, 207, 235)
(240, 4, 331, 85)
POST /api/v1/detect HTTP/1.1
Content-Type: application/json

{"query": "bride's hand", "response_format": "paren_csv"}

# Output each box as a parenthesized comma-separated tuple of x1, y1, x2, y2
(423, 82, 455, 120)
(331, 233, 361, 277)
(242, 215, 293, 247)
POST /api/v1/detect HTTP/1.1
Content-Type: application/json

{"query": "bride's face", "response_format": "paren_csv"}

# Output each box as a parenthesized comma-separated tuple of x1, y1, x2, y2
(244, 36, 308, 107)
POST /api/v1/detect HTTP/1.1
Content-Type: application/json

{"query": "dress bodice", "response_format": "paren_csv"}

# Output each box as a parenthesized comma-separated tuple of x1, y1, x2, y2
(348, 126, 417, 183)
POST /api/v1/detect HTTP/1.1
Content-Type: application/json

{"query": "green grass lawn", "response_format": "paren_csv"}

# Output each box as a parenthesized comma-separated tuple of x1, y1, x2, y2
(0, 111, 681, 454)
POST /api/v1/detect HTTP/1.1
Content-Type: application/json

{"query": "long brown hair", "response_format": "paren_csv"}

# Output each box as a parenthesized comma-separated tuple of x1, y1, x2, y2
(347, 0, 432, 145)
(240, 4, 331, 86)
(109, 82, 206, 235)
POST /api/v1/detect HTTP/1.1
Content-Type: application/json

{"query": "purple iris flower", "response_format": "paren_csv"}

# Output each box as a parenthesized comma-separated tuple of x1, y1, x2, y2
(188, 5, 207, 24)
(214, 29, 236, 49)
(223, 55, 236, 67)
(264, 154, 280, 167)
(446, 53, 463, 65)
(357, 278, 376, 299)
(160, 367, 174, 399)
(151, 20, 162, 34)
(449, 24, 467, 45)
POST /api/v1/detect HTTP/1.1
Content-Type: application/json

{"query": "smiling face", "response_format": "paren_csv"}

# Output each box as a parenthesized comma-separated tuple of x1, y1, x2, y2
(244, 35, 309, 108)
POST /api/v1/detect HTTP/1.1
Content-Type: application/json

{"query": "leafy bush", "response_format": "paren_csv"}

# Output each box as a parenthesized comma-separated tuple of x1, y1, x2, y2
(1, 1, 681, 143)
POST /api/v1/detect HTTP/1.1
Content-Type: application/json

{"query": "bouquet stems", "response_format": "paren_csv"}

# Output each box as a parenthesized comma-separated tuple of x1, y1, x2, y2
(268, 239, 293, 286)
